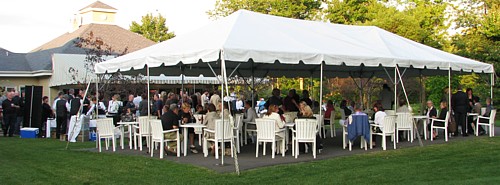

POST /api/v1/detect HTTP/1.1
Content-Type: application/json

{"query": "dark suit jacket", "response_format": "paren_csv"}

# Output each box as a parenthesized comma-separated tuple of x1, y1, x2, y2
(424, 107, 437, 118)
(452, 91, 468, 113)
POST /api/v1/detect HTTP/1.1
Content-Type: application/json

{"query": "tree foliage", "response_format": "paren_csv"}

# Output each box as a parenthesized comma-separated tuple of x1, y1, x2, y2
(130, 13, 176, 42)
(325, 0, 449, 49)
(74, 31, 145, 99)
(208, 0, 323, 20)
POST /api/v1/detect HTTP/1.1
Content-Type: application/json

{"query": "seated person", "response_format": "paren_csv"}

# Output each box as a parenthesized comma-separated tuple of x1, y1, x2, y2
(372, 103, 386, 147)
(396, 99, 410, 113)
(296, 101, 324, 151)
(297, 101, 314, 119)
(160, 104, 182, 154)
(195, 104, 206, 114)
(427, 101, 448, 139)
(202, 104, 220, 155)
(262, 104, 286, 153)
(324, 100, 335, 125)
(477, 97, 493, 135)
(218, 101, 231, 120)
(243, 100, 257, 124)
(180, 103, 198, 154)
(346, 103, 367, 125)
(340, 99, 352, 120)
(421, 100, 437, 135)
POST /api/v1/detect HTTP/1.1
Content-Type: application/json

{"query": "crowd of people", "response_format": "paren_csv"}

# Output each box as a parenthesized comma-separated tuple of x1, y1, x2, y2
(0, 83, 495, 157)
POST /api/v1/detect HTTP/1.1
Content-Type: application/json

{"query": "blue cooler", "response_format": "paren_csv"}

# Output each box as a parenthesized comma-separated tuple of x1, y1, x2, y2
(89, 131, 97, 141)
(20, 128, 39, 138)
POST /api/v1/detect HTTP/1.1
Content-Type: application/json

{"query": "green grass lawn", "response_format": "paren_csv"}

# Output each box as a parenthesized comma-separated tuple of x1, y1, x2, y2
(1, 137, 499, 184)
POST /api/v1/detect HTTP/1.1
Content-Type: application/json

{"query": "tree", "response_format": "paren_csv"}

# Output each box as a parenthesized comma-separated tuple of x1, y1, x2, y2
(324, 0, 449, 49)
(74, 31, 145, 99)
(208, 0, 323, 20)
(130, 13, 175, 42)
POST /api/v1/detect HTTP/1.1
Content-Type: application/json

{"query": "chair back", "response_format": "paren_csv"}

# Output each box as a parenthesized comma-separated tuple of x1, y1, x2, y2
(193, 114, 205, 124)
(396, 112, 413, 129)
(314, 114, 324, 132)
(489, 110, 497, 123)
(138, 116, 150, 135)
(381, 115, 396, 134)
(295, 119, 317, 140)
(234, 114, 243, 130)
(214, 119, 233, 140)
(96, 118, 114, 136)
(284, 112, 297, 123)
(481, 108, 487, 115)
(385, 110, 395, 116)
(149, 120, 164, 140)
(340, 109, 346, 120)
(329, 110, 336, 123)
(255, 118, 276, 140)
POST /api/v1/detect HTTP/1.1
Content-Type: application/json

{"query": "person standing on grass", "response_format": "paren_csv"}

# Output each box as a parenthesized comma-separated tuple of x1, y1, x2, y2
(138, 94, 149, 116)
(452, 85, 469, 136)
(13, 91, 24, 135)
(41, 96, 54, 138)
(55, 94, 68, 139)
(2, 92, 18, 137)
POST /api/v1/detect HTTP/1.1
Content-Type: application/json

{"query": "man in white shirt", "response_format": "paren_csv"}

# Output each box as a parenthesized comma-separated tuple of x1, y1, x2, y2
(210, 91, 221, 110)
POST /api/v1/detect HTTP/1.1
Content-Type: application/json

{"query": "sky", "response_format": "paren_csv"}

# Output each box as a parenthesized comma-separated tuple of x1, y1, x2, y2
(0, 0, 216, 53)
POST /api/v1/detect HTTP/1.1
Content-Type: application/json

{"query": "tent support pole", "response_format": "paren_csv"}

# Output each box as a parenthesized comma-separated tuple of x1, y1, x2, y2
(491, 73, 494, 104)
(394, 68, 397, 110)
(96, 75, 99, 121)
(448, 64, 451, 126)
(395, 66, 423, 147)
(66, 80, 92, 149)
(319, 62, 323, 119)
(220, 54, 225, 166)
(251, 61, 255, 109)
(146, 66, 151, 154)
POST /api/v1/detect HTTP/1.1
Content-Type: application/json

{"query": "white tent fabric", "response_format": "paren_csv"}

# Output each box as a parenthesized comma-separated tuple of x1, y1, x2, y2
(95, 9, 494, 77)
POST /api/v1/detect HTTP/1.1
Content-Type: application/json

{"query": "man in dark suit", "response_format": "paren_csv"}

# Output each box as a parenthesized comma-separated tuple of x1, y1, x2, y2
(451, 85, 469, 136)
(56, 94, 68, 139)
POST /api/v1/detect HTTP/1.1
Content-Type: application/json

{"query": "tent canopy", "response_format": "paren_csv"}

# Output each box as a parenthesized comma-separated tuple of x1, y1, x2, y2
(95, 9, 494, 78)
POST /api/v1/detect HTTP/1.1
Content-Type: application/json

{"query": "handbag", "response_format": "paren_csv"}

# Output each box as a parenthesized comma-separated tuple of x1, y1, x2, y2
(448, 111, 457, 133)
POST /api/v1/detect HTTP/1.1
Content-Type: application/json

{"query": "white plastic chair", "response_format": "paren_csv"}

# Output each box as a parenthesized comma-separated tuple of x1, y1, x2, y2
(343, 115, 368, 151)
(203, 119, 234, 159)
(430, 111, 450, 142)
(150, 120, 180, 158)
(313, 114, 326, 138)
(476, 109, 496, 137)
(96, 118, 116, 152)
(370, 115, 397, 150)
(133, 116, 151, 151)
(255, 118, 285, 158)
(292, 119, 317, 158)
(244, 119, 257, 145)
(193, 114, 205, 146)
(385, 110, 396, 116)
(328, 110, 336, 137)
(233, 114, 244, 153)
(396, 112, 414, 143)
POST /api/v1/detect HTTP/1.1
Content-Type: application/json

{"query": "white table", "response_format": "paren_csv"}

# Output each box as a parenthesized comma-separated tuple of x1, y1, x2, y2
(179, 123, 206, 156)
(117, 122, 138, 150)
(413, 115, 428, 140)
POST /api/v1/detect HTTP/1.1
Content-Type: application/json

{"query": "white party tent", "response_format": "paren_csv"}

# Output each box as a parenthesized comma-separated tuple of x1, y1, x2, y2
(95, 9, 493, 78)
(93, 10, 494, 165)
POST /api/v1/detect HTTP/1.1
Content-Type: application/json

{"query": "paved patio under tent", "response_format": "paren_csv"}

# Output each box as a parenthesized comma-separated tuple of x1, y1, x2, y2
(82, 127, 500, 173)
